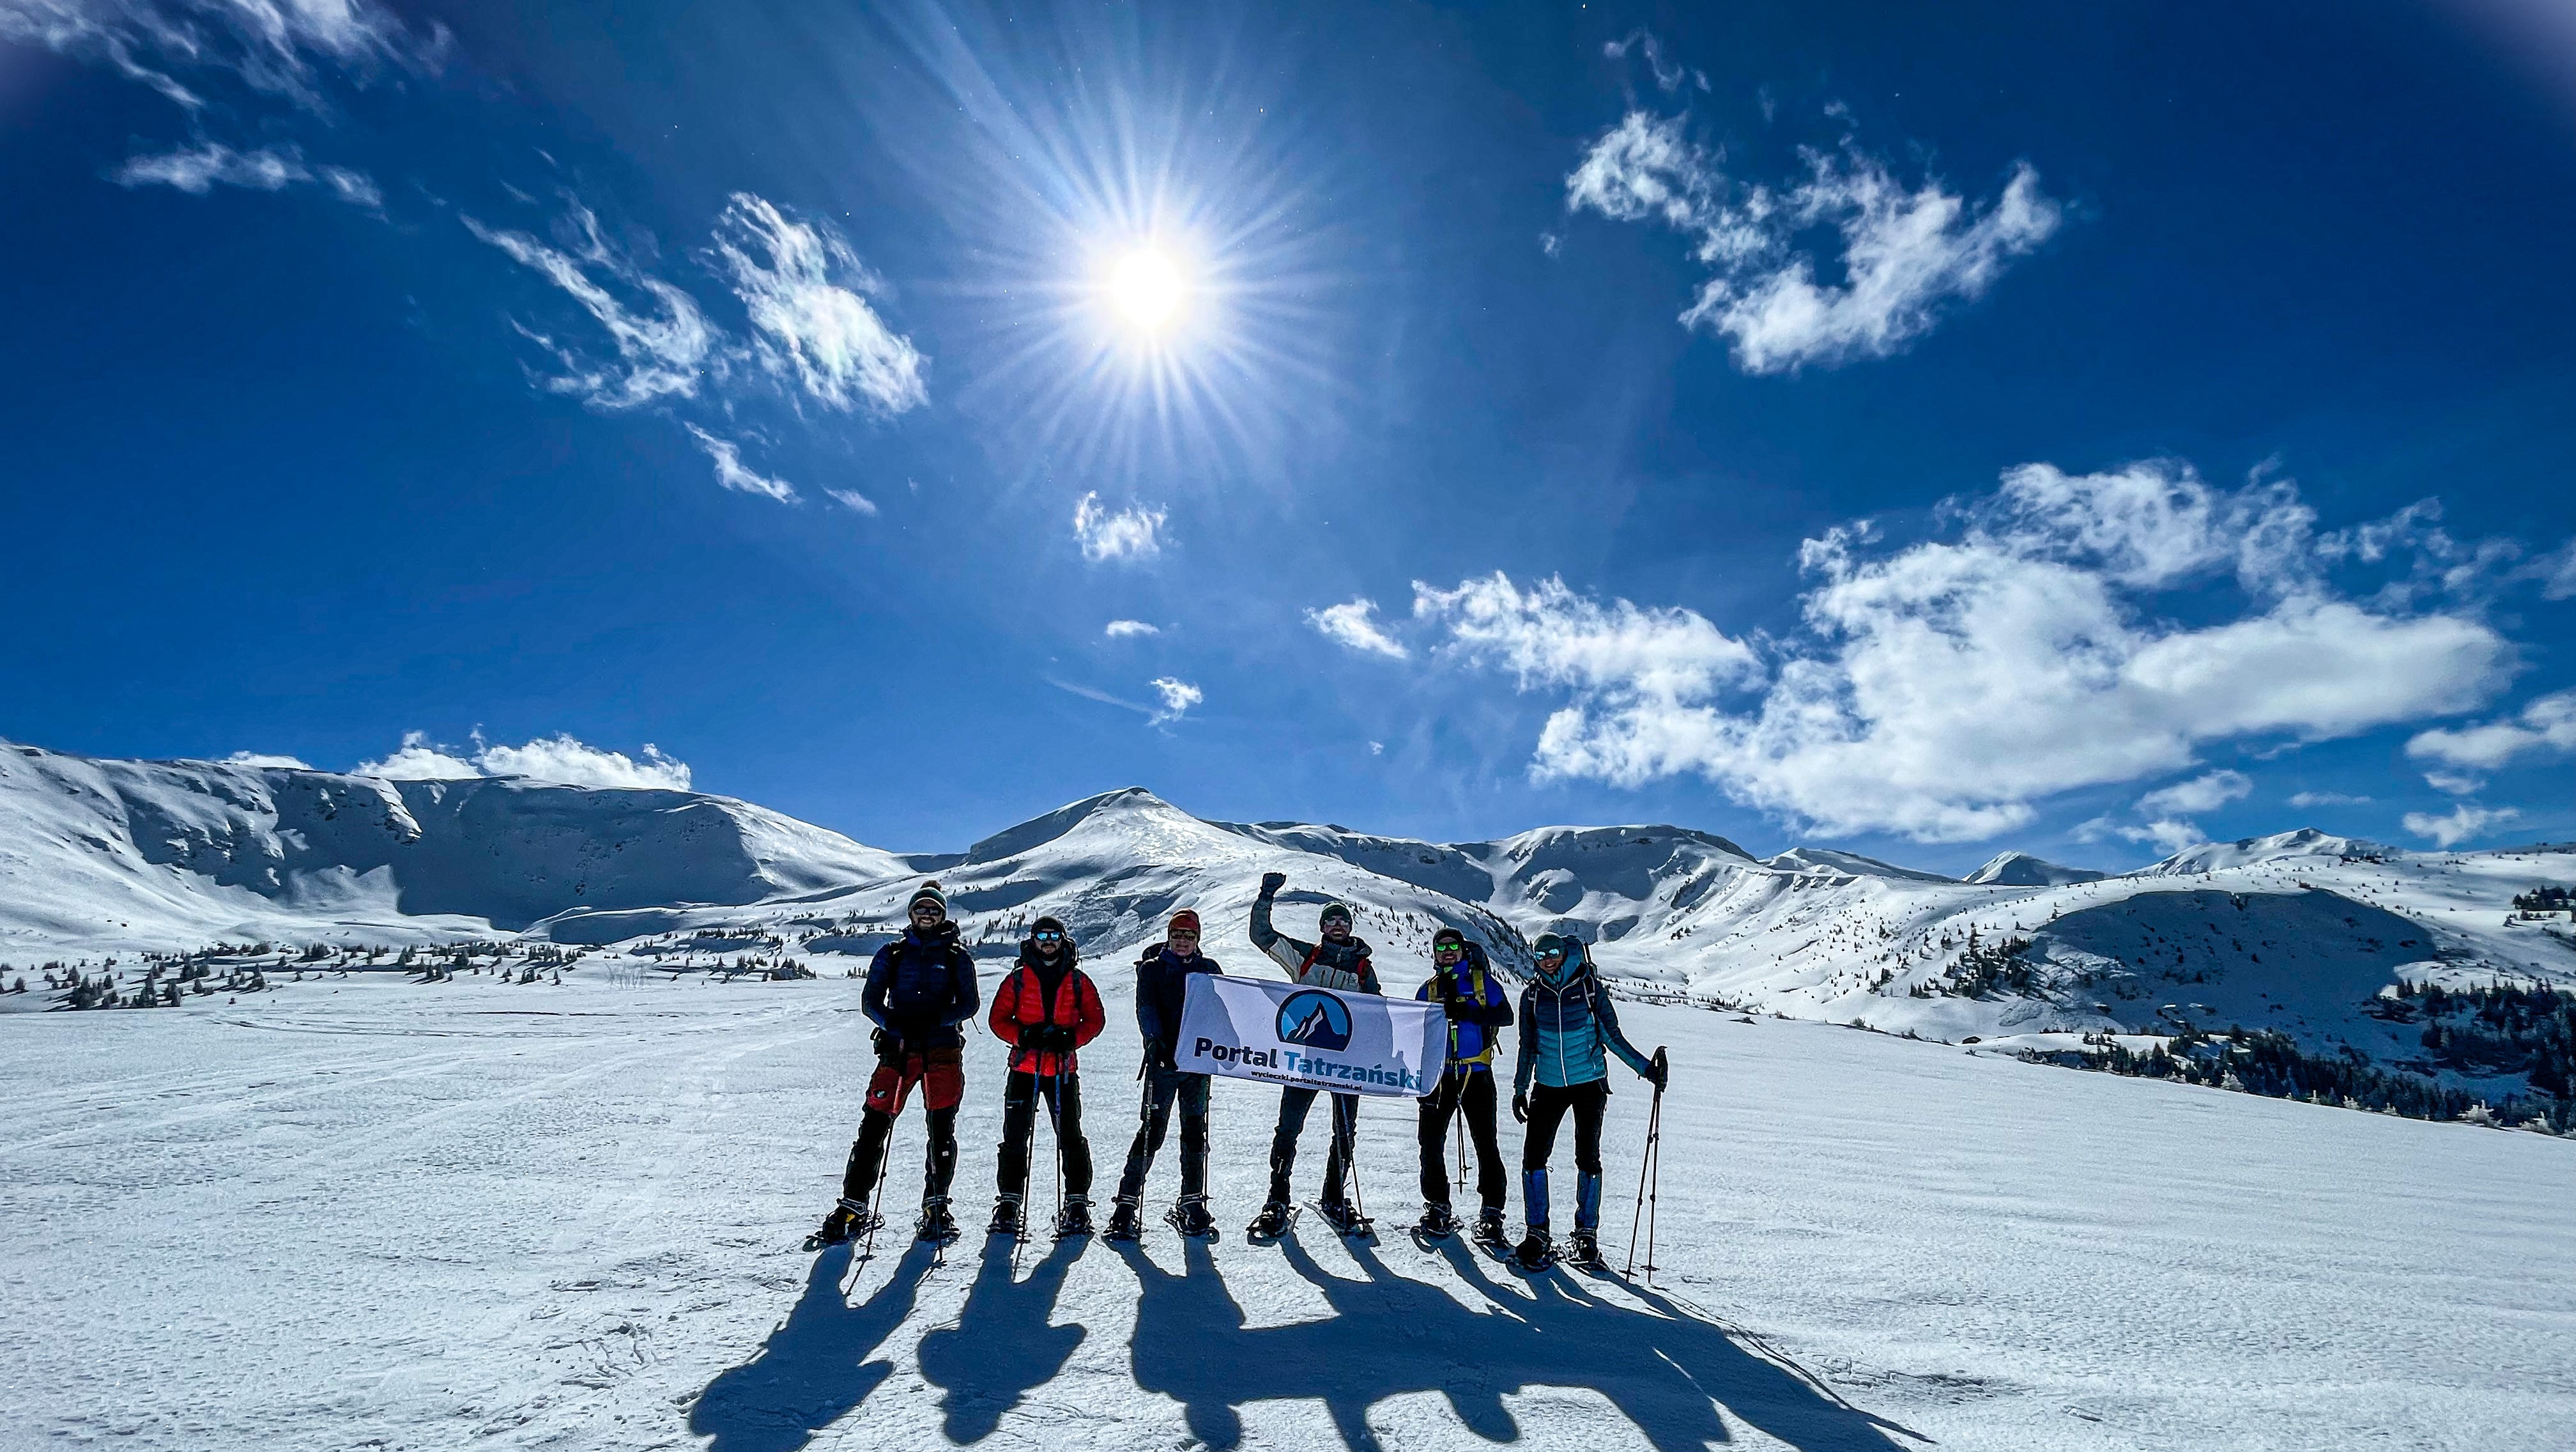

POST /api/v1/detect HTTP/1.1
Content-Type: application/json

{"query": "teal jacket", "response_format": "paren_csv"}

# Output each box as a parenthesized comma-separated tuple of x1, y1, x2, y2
(1513, 943, 1654, 1092)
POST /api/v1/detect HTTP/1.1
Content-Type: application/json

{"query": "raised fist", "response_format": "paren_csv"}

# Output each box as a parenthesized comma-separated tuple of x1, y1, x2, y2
(1259, 871, 1288, 896)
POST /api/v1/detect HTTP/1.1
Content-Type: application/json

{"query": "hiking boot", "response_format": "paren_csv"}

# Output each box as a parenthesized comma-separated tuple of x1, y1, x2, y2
(1414, 1203, 1459, 1239)
(1170, 1195, 1217, 1238)
(1247, 1200, 1294, 1239)
(808, 1198, 871, 1248)
(1054, 1197, 1094, 1238)
(1473, 1209, 1508, 1247)
(1565, 1229, 1602, 1269)
(1514, 1228, 1552, 1271)
(916, 1198, 958, 1243)
(988, 1196, 1024, 1238)
(1316, 1200, 1371, 1238)
(1104, 1197, 1144, 1241)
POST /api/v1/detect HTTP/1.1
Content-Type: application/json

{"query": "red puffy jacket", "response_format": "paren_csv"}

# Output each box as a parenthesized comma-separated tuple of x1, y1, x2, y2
(988, 943, 1105, 1077)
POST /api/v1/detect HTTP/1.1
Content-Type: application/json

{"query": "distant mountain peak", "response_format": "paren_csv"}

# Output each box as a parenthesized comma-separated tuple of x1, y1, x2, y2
(2135, 828, 2395, 877)
(1763, 847, 1954, 883)
(1966, 851, 2106, 887)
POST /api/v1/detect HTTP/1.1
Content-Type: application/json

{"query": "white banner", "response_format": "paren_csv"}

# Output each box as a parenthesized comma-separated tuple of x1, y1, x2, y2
(1174, 973, 1446, 1098)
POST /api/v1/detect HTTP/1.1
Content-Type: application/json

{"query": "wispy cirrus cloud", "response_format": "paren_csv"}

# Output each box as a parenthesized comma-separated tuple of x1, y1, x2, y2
(1305, 598, 1409, 660)
(1565, 105, 2062, 372)
(684, 426, 798, 504)
(708, 193, 926, 417)
(1104, 619, 1160, 638)
(463, 203, 718, 410)
(110, 141, 379, 208)
(1073, 492, 1167, 562)
(0, 0, 445, 111)
(1399, 461, 2513, 842)
(355, 730, 691, 791)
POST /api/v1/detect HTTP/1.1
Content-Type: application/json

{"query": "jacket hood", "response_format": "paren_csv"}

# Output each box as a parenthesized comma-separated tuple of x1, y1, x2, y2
(1535, 939, 1588, 985)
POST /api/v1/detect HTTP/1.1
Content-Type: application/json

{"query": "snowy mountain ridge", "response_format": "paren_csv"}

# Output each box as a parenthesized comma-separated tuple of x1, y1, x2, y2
(5, 739, 2572, 1106)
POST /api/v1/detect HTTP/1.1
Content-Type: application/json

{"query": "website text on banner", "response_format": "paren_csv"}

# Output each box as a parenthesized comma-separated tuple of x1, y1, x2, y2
(1175, 974, 1446, 1098)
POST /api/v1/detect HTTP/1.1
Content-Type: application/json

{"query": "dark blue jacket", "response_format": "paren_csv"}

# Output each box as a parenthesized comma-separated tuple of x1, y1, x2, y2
(1135, 942, 1221, 1065)
(1514, 943, 1653, 1092)
(862, 923, 979, 1048)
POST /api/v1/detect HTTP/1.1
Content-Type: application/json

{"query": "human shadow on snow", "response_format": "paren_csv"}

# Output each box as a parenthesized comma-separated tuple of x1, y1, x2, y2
(915, 1235, 1091, 1441)
(1116, 1231, 1918, 1451)
(688, 1240, 938, 1452)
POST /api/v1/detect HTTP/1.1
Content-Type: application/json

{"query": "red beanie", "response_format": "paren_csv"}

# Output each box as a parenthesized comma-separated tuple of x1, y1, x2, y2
(1169, 909, 1202, 934)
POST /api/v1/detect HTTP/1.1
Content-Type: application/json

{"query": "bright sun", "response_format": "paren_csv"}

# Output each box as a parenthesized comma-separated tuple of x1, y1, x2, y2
(1107, 247, 1186, 331)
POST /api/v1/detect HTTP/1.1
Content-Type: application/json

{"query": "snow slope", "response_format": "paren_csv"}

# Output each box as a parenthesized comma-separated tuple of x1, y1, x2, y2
(3, 970, 2568, 1451)
(0, 740, 907, 952)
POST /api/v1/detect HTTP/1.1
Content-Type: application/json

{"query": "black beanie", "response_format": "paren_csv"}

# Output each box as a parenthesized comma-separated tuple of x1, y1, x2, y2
(908, 881, 947, 915)
(1032, 915, 1066, 934)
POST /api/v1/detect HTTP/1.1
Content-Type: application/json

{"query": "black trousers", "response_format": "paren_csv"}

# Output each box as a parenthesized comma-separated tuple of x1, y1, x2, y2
(841, 1106, 958, 1205)
(997, 1069, 1091, 1201)
(1521, 1079, 1608, 1175)
(1268, 1086, 1360, 1205)
(1418, 1067, 1506, 1212)
(1116, 1064, 1211, 1203)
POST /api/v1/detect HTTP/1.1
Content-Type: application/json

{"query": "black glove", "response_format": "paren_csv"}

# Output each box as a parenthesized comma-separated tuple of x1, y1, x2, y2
(1259, 870, 1287, 896)
(1023, 1024, 1070, 1053)
(872, 1028, 907, 1064)
(1647, 1047, 1669, 1092)
(1510, 1092, 1529, 1124)
(1441, 996, 1472, 1021)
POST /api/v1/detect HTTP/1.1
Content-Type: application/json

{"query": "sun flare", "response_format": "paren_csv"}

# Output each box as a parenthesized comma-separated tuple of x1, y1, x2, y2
(1108, 247, 1186, 331)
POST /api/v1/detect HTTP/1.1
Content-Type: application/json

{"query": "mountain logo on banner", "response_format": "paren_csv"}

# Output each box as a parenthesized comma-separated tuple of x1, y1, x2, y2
(1276, 989, 1354, 1052)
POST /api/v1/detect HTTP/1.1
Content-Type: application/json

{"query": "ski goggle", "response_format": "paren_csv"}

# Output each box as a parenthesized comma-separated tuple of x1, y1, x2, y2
(1433, 942, 1464, 956)
(1032, 931, 1062, 942)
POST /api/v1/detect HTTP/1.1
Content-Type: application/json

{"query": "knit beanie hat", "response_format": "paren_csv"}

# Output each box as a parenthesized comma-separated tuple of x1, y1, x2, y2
(1168, 909, 1202, 934)
(1431, 927, 1466, 948)
(1031, 915, 1066, 935)
(908, 880, 947, 915)
(1319, 900, 1353, 928)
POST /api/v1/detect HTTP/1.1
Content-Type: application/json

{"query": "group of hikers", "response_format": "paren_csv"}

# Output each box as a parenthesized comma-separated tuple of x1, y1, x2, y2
(808, 870, 1669, 1271)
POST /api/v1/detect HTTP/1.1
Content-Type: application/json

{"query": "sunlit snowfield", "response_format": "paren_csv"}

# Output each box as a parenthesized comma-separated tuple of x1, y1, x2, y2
(6, 965, 2570, 1451)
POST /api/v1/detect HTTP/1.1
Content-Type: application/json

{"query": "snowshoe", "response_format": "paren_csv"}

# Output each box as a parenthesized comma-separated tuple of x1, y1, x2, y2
(1472, 1209, 1510, 1250)
(804, 1200, 875, 1251)
(1104, 1198, 1144, 1242)
(1054, 1198, 1095, 1239)
(1246, 1200, 1298, 1242)
(1167, 1195, 1218, 1240)
(915, 1199, 960, 1244)
(987, 1196, 1025, 1239)
(1413, 1203, 1460, 1240)
(1314, 1200, 1376, 1240)
(1514, 1228, 1554, 1272)
(1563, 1230, 1604, 1270)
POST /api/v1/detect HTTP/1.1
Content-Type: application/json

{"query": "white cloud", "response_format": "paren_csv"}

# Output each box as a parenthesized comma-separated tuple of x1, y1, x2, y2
(463, 204, 716, 410)
(2422, 769, 2485, 796)
(2287, 790, 2370, 808)
(224, 751, 312, 769)
(2120, 819, 2209, 856)
(707, 193, 926, 417)
(0, 0, 443, 111)
(1148, 677, 1202, 725)
(2404, 803, 2519, 849)
(355, 730, 691, 790)
(1306, 598, 1409, 660)
(2406, 690, 2576, 771)
(109, 141, 386, 210)
(1565, 110, 2062, 373)
(355, 730, 480, 780)
(683, 426, 798, 504)
(1104, 619, 1160, 638)
(1603, 29, 1696, 93)
(1368, 740, 1385, 755)
(472, 735, 691, 790)
(2136, 769, 2252, 818)
(1073, 492, 1167, 563)
(2539, 541, 2576, 600)
(824, 488, 878, 516)
(1418, 462, 2514, 841)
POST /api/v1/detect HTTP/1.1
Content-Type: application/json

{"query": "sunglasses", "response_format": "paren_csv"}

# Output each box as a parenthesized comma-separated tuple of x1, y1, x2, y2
(1169, 929, 1200, 938)
(1032, 931, 1063, 942)
(1434, 943, 1464, 955)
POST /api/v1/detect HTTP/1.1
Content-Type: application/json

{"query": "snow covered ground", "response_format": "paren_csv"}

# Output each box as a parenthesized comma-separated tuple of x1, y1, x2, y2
(6, 962, 2570, 1451)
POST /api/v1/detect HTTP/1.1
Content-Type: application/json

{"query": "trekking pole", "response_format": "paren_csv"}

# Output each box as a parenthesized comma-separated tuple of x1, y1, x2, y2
(1454, 1107, 1466, 1194)
(1625, 1047, 1667, 1283)
(1342, 1097, 1368, 1228)
(860, 1133, 894, 1267)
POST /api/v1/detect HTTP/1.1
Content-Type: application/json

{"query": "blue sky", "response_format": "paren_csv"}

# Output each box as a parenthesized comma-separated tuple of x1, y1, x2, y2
(3, 0, 2573, 870)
